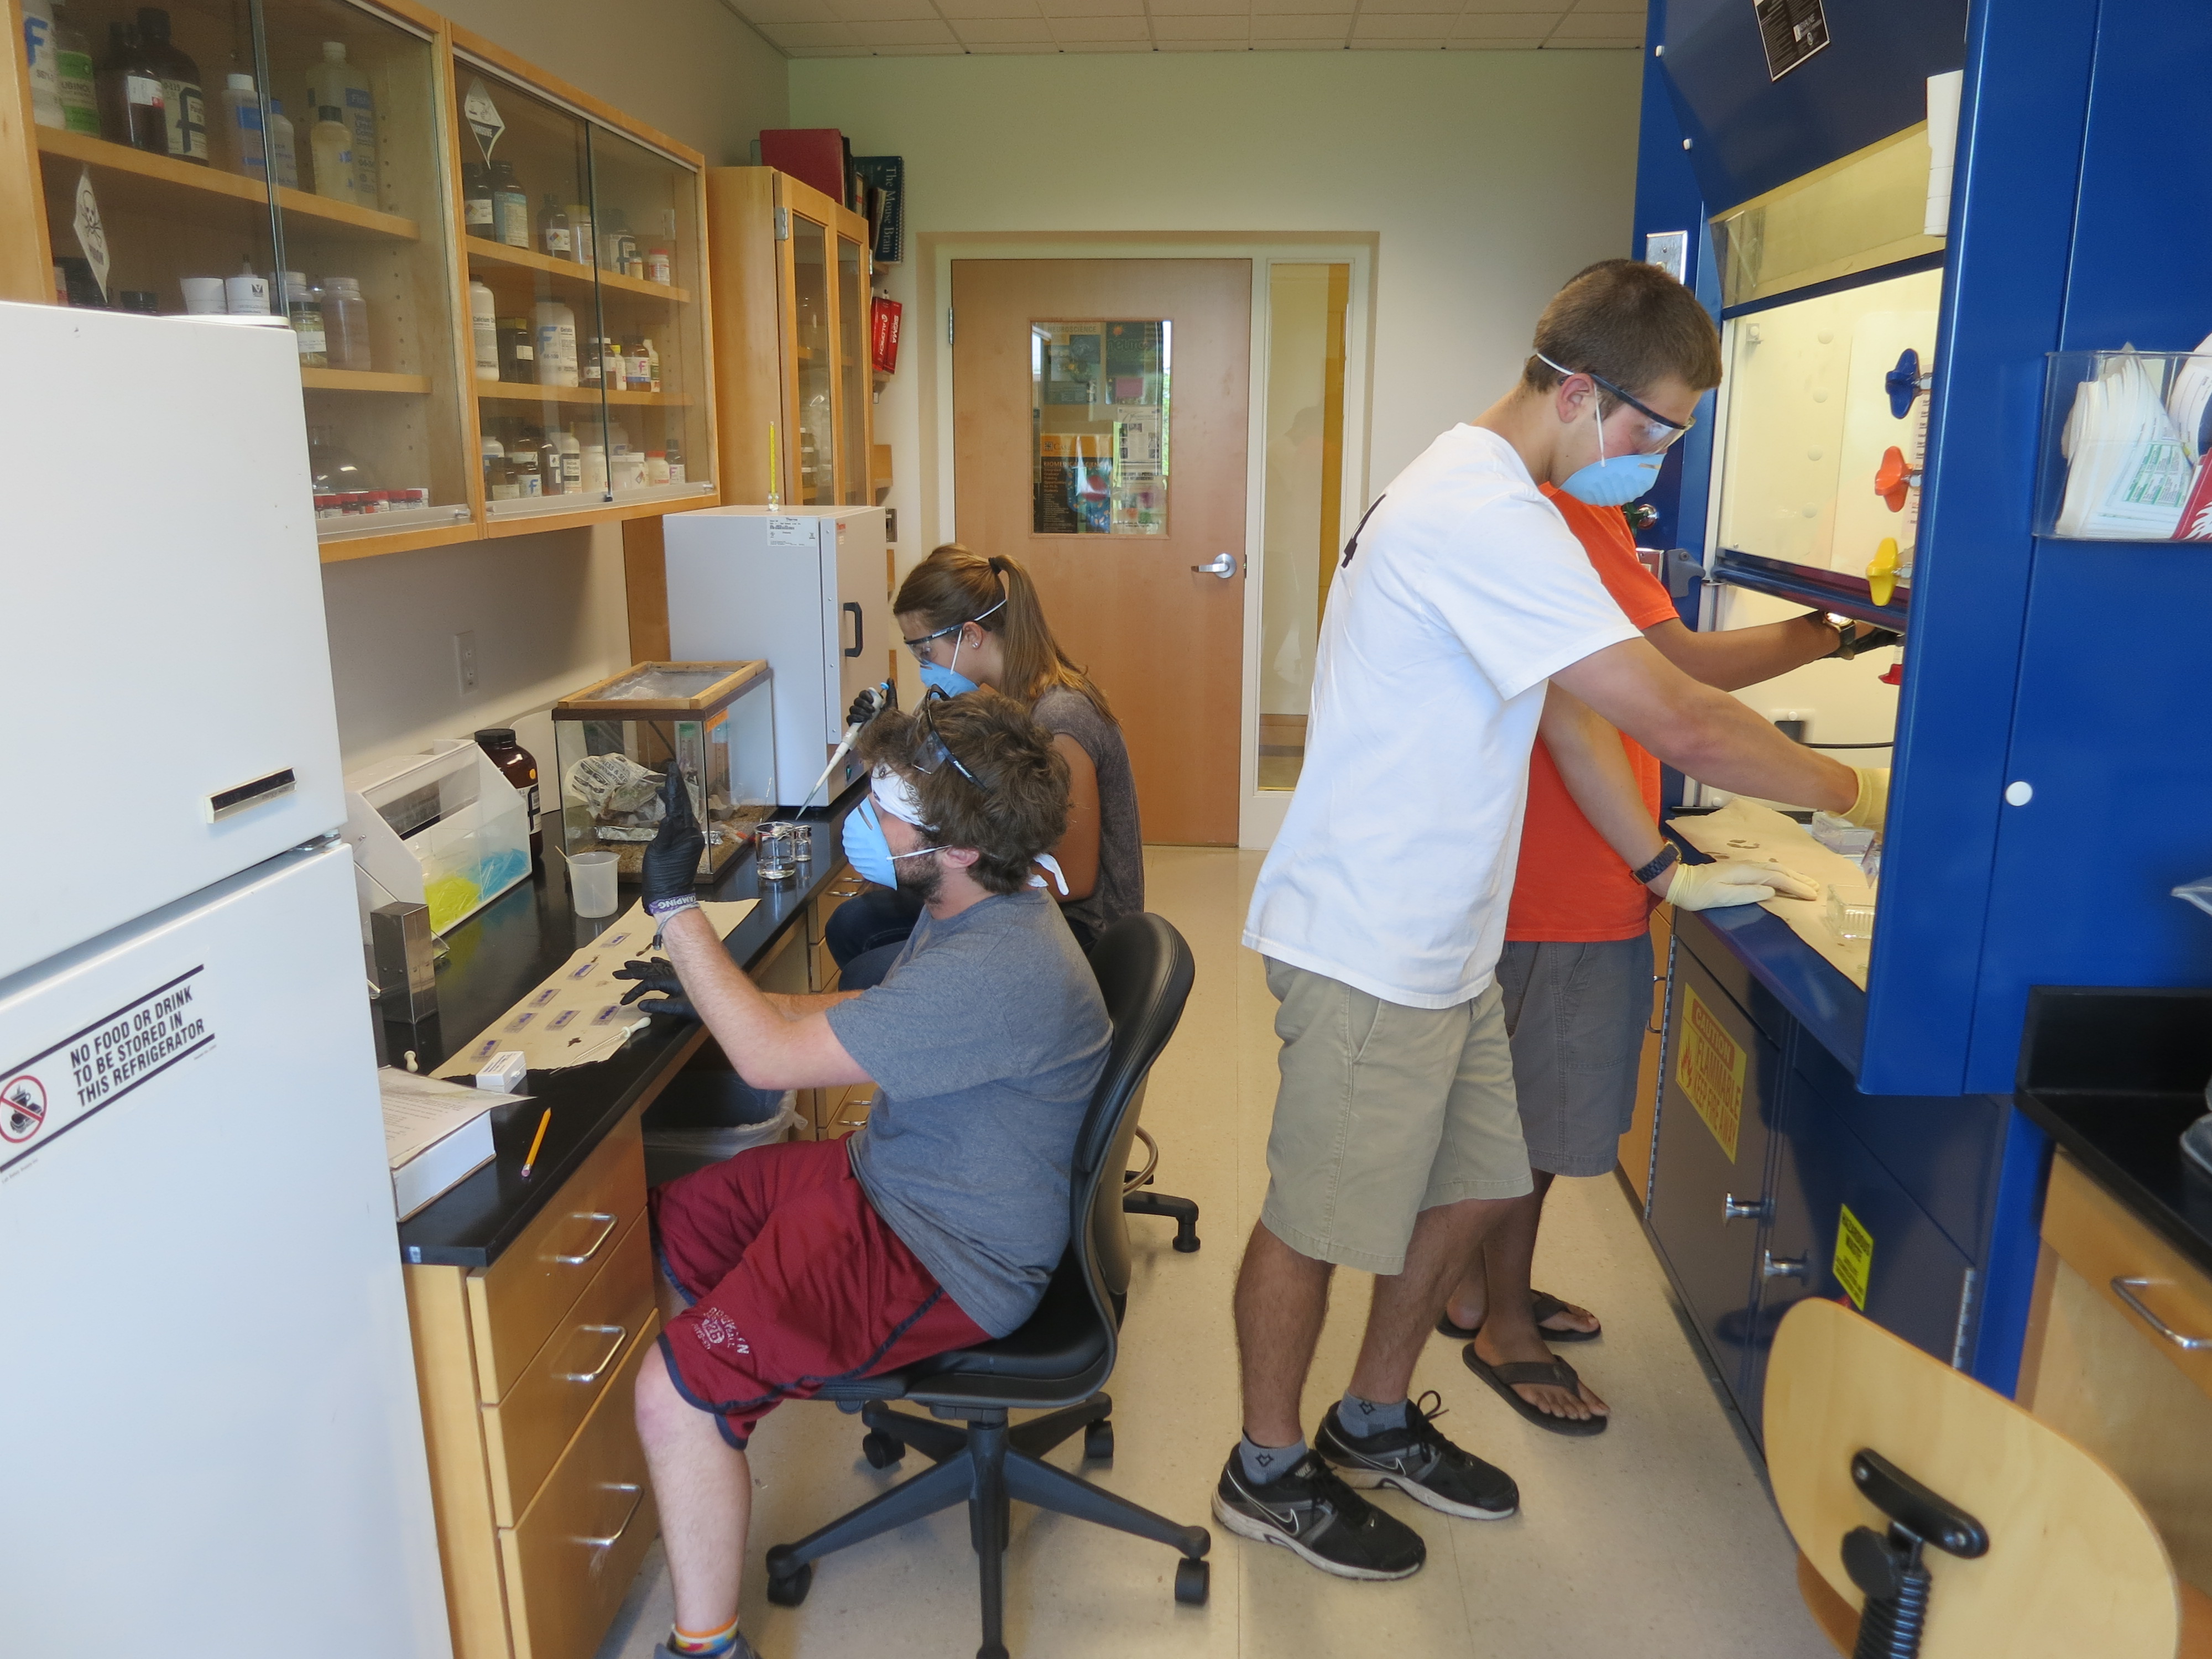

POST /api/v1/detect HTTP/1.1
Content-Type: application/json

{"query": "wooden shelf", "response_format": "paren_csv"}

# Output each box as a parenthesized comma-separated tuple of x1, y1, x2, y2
(302, 367, 433, 394)
(475, 383, 693, 406)
(35, 128, 419, 243)
(465, 237, 690, 304)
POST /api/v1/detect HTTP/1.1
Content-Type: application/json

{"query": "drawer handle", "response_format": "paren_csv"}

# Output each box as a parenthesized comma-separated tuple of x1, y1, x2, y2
(1763, 1250, 1809, 1281)
(2111, 1276, 2212, 1350)
(1722, 1193, 1770, 1223)
(554, 1212, 620, 1266)
(575, 1483, 646, 1550)
(558, 1324, 630, 1384)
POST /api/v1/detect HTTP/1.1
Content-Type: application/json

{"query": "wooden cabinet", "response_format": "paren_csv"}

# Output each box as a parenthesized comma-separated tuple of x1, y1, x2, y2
(406, 1107, 661, 1659)
(1621, 904, 1671, 1206)
(3, 0, 716, 562)
(705, 166, 874, 509)
(2018, 1154, 2212, 1596)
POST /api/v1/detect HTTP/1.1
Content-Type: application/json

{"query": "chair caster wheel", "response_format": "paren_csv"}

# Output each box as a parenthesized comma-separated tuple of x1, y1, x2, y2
(1172, 1232, 1201, 1253)
(862, 1430, 905, 1469)
(1175, 1556, 1209, 1605)
(1083, 1420, 1114, 1463)
(765, 1561, 812, 1606)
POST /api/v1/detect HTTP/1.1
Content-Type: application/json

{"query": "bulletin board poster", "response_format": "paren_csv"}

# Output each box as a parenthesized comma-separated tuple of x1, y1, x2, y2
(1032, 320, 1170, 535)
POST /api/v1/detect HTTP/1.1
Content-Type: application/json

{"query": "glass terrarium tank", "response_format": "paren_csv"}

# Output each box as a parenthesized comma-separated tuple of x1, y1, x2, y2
(551, 662, 775, 882)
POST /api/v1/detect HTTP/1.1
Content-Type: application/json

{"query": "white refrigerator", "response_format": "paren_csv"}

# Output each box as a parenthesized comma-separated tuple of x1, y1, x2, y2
(664, 505, 893, 805)
(0, 302, 451, 1653)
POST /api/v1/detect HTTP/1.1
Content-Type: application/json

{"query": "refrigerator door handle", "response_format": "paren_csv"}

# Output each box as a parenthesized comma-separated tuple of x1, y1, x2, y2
(842, 602, 864, 658)
(574, 1483, 646, 1550)
(552, 1212, 620, 1266)
(557, 1324, 630, 1384)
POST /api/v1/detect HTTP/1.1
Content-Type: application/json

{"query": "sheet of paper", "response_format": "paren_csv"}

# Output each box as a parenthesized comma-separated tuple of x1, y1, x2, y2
(377, 1067, 524, 1167)
(434, 899, 757, 1079)
(1668, 800, 1875, 989)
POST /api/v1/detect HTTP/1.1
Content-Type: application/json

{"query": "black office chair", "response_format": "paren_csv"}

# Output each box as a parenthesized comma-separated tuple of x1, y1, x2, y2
(761, 912, 1211, 1659)
(1123, 1128, 1201, 1253)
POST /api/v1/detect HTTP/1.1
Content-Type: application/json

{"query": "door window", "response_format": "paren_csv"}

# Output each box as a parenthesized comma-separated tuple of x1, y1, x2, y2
(1031, 320, 1169, 534)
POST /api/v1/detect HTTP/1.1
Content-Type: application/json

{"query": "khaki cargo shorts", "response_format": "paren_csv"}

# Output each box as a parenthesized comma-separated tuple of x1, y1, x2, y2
(1259, 958, 1533, 1276)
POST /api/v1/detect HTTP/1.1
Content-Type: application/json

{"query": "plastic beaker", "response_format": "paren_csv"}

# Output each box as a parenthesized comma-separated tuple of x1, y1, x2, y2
(569, 850, 620, 917)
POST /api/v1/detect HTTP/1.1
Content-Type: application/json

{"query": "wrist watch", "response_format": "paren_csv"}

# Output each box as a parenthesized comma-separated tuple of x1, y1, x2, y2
(1813, 611, 1859, 659)
(1631, 843, 1681, 886)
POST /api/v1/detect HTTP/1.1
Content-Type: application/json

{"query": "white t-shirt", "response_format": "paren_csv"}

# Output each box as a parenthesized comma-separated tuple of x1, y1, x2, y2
(1244, 424, 1639, 1009)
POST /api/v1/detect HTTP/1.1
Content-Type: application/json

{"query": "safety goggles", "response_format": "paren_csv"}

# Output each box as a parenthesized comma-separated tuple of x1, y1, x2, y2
(914, 692, 984, 787)
(1538, 353, 1693, 453)
(900, 597, 1006, 662)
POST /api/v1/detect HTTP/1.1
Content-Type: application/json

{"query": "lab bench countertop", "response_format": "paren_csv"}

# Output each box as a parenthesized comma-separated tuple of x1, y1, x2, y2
(2015, 985, 2212, 1280)
(392, 800, 859, 1271)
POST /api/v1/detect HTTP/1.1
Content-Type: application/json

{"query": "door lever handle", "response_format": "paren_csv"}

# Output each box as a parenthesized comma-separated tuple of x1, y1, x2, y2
(1763, 1251, 1809, 1281)
(1191, 552, 1237, 580)
(1721, 1193, 1771, 1223)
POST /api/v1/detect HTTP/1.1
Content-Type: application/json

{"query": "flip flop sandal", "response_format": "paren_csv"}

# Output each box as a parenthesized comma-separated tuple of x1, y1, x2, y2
(1461, 1347, 1609, 1437)
(1434, 1289, 1603, 1343)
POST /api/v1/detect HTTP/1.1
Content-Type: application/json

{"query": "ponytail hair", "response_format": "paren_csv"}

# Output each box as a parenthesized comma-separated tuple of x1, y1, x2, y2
(894, 544, 1118, 724)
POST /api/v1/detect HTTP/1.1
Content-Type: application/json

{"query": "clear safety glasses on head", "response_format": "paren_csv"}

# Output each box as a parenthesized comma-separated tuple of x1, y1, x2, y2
(1537, 352, 1691, 507)
(914, 692, 988, 788)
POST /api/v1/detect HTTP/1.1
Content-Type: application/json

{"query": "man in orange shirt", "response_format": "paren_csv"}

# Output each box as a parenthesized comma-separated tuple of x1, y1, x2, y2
(1439, 484, 1895, 1432)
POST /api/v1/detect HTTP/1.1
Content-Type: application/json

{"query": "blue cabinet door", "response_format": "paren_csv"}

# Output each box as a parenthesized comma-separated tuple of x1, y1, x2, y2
(1744, 1074, 1977, 1442)
(1646, 941, 1786, 1402)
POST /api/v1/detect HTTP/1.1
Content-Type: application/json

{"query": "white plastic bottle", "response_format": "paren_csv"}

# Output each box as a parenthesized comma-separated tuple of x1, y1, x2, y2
(309, 104, 356, 206)
(23, 0, 61, 129)
(265, 96, 298, 189)
(217, 72, 265, 180)
(469, 280, 498, 380)
(533, 300, 577, 388)
(305, 40, 377, 208)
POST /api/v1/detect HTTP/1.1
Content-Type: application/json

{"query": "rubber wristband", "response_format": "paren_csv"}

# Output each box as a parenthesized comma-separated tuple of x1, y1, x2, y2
(1630, 843, 1680, 886)
(645, 893, 701, 921)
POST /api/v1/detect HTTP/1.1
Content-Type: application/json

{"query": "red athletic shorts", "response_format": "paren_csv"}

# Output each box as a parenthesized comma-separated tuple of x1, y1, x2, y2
(649, 1137, 990, 1448)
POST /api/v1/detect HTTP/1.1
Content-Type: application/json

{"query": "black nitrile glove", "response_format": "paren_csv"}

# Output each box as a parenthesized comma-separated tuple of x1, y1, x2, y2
(1847, 625, 1903, 657)
(614, 957, 681, 1005)
(633, 994, 698, 1021)
(847, 680, 895, 728)
(641, 760, 705, 921)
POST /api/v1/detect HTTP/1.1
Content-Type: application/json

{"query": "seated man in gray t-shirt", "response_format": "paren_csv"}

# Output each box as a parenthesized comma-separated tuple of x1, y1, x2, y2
(626, 691, 1109, 1659)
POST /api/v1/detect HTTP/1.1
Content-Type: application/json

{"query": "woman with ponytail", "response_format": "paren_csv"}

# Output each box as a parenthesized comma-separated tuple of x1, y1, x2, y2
(827, 543, 1144, 988)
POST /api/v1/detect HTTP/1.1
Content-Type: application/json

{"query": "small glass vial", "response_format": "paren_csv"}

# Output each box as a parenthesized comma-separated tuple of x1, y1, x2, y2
(320, 274, 370, 372)
(282, 271, 326, 366)
(537, 194, 571, 260)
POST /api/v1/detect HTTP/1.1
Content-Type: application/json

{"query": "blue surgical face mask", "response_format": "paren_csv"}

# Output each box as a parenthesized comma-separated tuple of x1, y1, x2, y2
(913, 598, 1005, 698)
(1558, 393, 1666, 506)
(840, 799, 937, 889)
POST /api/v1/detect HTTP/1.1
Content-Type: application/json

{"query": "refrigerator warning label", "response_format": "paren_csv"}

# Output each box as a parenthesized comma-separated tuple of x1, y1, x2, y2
(1674, 986, 1745, 1162)
(1834, 1204, 1875, 1310)
(0, 967, 213, 1175)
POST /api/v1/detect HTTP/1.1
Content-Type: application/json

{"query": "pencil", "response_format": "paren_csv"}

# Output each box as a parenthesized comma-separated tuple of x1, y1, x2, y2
(521, 1108, 552, 1179)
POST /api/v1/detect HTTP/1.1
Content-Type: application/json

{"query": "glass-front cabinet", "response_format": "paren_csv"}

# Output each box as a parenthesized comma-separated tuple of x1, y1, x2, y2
(15, 1, 716, 560)
(448, 34, 714, 535)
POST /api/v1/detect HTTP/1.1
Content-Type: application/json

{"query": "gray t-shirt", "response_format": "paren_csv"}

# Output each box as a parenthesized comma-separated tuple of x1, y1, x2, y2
(827, 886, 1111, 1337)
(1032, 686, 1144, 946)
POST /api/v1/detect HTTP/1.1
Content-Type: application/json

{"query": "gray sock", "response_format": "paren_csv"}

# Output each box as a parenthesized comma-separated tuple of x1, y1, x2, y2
(1238, 1433, 1308, 1485)
(1336, 1391, 1408, 1437)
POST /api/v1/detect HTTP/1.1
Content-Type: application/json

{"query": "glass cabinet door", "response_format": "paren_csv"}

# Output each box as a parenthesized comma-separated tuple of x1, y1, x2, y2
(449, 53, 606, 521)
(787, 211, 832, 508)
(266, 0, 473, 545)
(836, 230, 868, 507)
(585, 123, 711, 507)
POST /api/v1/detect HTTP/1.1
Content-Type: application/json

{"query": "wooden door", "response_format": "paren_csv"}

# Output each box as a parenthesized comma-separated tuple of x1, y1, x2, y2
(952, 259, 1250, 845)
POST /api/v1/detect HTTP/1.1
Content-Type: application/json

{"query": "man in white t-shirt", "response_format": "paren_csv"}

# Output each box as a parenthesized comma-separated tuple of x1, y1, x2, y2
(1214, 261, 1887, 1580)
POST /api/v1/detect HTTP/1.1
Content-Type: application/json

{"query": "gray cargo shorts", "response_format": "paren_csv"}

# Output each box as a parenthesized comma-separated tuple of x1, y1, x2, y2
(1495, 936, 1655, 1178)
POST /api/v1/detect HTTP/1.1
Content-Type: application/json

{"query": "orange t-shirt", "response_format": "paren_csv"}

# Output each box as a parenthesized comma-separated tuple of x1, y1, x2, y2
(1504, 487, 1681, 943)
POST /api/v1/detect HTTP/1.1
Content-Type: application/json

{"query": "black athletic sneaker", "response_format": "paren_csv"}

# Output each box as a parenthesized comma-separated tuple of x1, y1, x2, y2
(1213, 1447, 1427, 1580)
(1316, 1391, 1519, 1520)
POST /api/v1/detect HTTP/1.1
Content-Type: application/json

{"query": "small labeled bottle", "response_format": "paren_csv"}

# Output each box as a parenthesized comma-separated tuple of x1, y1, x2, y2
(533, 300, 577, 388)
(264, 96, 298, 188)
(508, 432, 542, 497)
(578, 334, 602, 390)
(628, 338, 651, 393)
(97, 21, 166, 154)
(25, 0, 61, 129)
(462, 162, 493, 237)
(643, 337, 661, 393)
(496, 315, 535, 384)
(50, 2, 99, 135)
(473, 728, 542, 864)
(567, 201, 594, 267)
(492, 161, 530, 249)
(216, 72, 265, 179)
(321, 274, 370, 372)
(482, 431, 514, 499)
(664, 437, 685, 484)
(133, 7, 206, 164)
(537, 195, 571, 260)
(309, 104, 354, 205)
(646, 246, 672, 285)
(469, 279, 498, 380)
(555, 428, 582, 492)
(305, 40, 377, 208)
(283, 271, 327, 366)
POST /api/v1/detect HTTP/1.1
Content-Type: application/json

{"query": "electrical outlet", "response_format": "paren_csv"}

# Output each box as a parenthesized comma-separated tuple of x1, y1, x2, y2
(453, 630, 479, 695)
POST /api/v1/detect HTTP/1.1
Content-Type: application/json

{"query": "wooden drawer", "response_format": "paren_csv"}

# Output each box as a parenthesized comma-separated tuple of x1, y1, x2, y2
(805, 862, 866, 947)
(483, 1209, 656, 1526)
(809, 931, 840, 994)
(468, 1119, 647, 1404)
(816, 1083, 873, 1138)
(2043, 1152, 2212, 1402)
(500, 1314, 662, 1659)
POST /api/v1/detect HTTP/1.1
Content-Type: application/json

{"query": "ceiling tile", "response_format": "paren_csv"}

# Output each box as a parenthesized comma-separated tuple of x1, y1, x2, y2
(1543, 35, 1640, 45)
(1251, 12, 1351, 35)
(1157, 37, 1248, 45)
(825, 0, 938, 18)
(1460, 0, 1562, 10)
(731, 0, 837, 24)
(760, 19, 864, 45)
(1251, 35, 1344, 44)
(856, 17, 960, 39)
(1357, 0, 1467, 14)
(955, 15, 1057, 36)
(1570, 0, 1645, 10)
(1251, 0, 1359, 14)
(1052, 37, 1143, 46)
(1049, 12, 1150, 35)
(1548, 8, 1640, 31)
(1152, 12, 1249, 35)
(1354, 11, 1454, 34)
(935, 0, 1044, 13)
(1040, 0, 1147, 15)
(784, 42, 878, 52)
(885, 39, 971, 48)
(1148, 0, 1251, 13)
(1451, 10, 1560, 34)
(959, 39, 1063, 48)
(1349, 35, 1443, 45)
(1444, 37, 1540, 47)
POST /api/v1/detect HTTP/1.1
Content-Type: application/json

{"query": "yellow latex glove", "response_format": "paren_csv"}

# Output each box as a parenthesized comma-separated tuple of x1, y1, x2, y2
(1665, 859, 1821, 911)
(1843, 766, 1891, 831)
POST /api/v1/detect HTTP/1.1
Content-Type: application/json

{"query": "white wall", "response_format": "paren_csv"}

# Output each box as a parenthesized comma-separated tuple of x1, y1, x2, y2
(321, 0, 787, 774)
(790, 50, 1644, 599)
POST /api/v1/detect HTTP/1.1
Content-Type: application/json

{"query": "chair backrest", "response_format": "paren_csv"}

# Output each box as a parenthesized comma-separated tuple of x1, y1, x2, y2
(1765, 1297, 2183, 1658)
(1070, 912, 1195, 1334)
